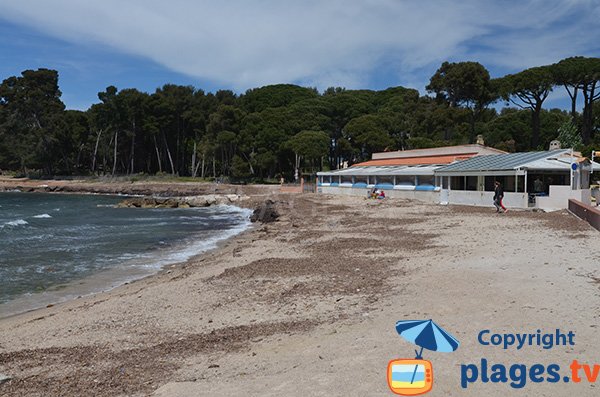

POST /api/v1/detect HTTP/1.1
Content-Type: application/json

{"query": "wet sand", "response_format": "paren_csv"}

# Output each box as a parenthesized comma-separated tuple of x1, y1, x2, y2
(0, 187, 599, 396)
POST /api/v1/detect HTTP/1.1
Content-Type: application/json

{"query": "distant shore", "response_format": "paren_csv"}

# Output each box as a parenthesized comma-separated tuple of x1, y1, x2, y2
(0, 176, 280, 203)
(1, 182, 599, 396)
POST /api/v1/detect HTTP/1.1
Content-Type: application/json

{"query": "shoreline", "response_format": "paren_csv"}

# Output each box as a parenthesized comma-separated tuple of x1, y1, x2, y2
(0, 178, 267, 319)
(0, 179, 263, 318)
(1, 181, 599, 396)
(0, 202, 255, 320)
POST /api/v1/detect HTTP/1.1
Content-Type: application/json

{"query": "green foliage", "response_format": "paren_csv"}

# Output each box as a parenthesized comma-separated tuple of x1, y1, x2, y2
(0, 68, 65, 174)
(426, 61, 496, 143)
(497, 66, 555, 148)
(553, 57, 600, 144)
(344, 115, 394, 160)
(427, 61, 495, 109)
(241, 84, 318, 113)
(289, 130, 330, 160)
(230, 154, 251, 179)
(1, 57, 599, 178)
(498, 66, 554, 104)
(556, 120, 583, 150)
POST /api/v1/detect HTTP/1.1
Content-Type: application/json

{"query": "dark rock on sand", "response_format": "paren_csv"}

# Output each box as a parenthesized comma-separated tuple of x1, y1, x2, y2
(250, 200, 279, 223)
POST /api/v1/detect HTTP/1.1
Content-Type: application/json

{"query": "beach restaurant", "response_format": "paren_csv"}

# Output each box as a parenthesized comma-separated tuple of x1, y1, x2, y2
(316, 144, 504, 203)
(317, 146, 599, 210)
(435, 149, 598, 210)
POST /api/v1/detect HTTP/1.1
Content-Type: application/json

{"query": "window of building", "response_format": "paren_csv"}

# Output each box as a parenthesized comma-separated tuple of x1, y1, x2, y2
(418, 175, 435, 186)
(466, 176, 478, 191)
(395, 175, 416, 186)
(451, 176, 465, 190)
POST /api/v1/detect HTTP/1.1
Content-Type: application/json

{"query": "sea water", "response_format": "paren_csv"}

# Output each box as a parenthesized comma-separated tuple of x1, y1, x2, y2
(0, 192, 251, 315)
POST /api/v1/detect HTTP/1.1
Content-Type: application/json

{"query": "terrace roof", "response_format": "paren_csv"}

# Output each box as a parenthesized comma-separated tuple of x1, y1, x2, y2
(354, 154, 474, 167)
(317, 165, 438, 177)
(435, 150, 571, 174)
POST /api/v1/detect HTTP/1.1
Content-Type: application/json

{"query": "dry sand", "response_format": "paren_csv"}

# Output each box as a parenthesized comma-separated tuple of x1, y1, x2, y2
(0, 189, 599, 396)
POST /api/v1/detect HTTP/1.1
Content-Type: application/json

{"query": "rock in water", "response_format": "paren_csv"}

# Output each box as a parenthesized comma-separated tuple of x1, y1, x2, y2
(250, 200, 279, 223)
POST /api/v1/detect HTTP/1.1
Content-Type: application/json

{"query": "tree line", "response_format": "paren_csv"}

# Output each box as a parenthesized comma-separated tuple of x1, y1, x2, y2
(0, 56, 599, 180)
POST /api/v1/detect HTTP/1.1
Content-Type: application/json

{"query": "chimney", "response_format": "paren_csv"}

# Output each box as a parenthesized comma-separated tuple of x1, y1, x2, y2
(476, 135, 485, 146)
(549, 140, 561, 150)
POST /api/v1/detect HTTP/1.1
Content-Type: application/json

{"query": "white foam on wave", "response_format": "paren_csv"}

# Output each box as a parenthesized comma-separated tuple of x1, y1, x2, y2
(33, 213, 52, 219)
(143, 206, 253, 269)
(1, 219, 29, 228)
(0, 205, 254, 318)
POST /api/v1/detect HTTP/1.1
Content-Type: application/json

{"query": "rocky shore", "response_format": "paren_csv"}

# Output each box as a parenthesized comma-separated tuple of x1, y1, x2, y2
(0, 177, 279, 199)
(115, 194, 249, 208)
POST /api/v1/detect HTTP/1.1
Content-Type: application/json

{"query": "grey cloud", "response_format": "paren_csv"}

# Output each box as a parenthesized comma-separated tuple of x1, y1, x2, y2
(0, 0, 597, 91)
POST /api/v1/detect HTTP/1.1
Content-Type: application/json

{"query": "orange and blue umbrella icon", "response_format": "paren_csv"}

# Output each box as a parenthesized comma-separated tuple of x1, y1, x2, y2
(389, 320, 459, 394)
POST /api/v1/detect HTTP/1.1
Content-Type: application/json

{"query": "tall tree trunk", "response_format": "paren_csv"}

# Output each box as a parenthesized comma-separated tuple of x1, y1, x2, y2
(153, 135, 162, 173)
(469, 108, 476, 144)
(161, 131, 176, 175)
(112, 130, 118, 176)
(191, 141, 197, 177)
(176, 134, 180, 175)
(92, 129, 102, 174)
(194, 158, 201, 177)
(129, 121, 136, 175)
(201, 153, 206, 179)
(295, 153, 301, 182)
(582, 107, 592, 145)
(582, 83, 597, 144)
(582, 89, 592, 145)
(242, 152, 254, 175)
(563, 84, 578, 120)
(75, 144, 83, 170)
(531, 104, 542, 149)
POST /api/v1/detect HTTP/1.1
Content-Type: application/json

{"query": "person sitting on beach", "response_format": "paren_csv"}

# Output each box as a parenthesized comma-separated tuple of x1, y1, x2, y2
(377, 190, 385, 199)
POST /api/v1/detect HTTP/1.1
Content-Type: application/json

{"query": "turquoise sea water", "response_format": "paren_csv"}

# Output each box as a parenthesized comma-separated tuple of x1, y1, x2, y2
(0, 192, 251, 312)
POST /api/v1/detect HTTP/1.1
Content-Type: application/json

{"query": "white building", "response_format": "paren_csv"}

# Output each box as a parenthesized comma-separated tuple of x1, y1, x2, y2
(317, 144, 503, 203)
(317, 147, 599, 211)
(435, 149, 598, 210)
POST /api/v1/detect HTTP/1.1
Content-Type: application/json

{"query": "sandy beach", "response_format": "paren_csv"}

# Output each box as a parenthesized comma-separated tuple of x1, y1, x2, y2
(0, 183, 599, 396)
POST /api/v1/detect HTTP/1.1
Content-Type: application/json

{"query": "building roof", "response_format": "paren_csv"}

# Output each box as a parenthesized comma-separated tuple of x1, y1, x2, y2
(525, 157, 600, 171)
(371, 144, 506, 161)
(317, 165, 438, 177)
(355, 154, 475, 167)
(435, 149, 573, 174)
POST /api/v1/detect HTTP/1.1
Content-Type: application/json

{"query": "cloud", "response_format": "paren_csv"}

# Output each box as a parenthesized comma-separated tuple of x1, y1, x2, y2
(0, 0, 598, 93)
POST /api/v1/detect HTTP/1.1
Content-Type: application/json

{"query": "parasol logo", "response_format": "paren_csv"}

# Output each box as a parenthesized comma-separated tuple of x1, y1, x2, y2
(387, 319, 460, 396)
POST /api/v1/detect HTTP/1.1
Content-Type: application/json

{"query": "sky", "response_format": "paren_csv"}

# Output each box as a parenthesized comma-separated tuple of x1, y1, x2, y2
(0, 0, 598, 110)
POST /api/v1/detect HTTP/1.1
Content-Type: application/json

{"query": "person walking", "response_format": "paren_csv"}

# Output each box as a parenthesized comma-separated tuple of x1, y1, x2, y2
(493, 181, 507, 213)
